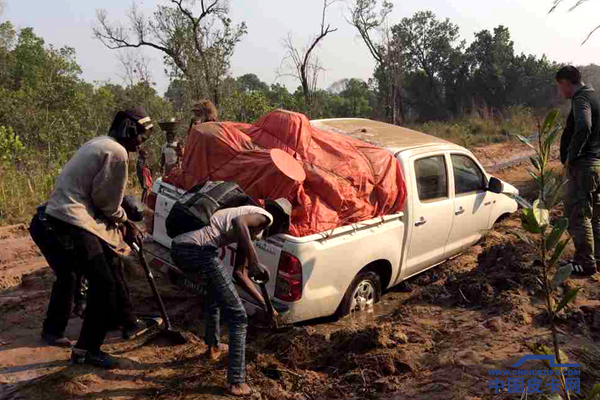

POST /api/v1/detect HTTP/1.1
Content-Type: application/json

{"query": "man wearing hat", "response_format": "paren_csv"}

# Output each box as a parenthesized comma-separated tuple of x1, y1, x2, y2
(160, 130, 181, 176)
(29, 106, 159, 368)
(170, 197, 292, 397)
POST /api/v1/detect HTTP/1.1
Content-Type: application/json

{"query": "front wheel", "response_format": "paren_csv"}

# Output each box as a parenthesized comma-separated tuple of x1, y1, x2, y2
(337, 270, 382, 317)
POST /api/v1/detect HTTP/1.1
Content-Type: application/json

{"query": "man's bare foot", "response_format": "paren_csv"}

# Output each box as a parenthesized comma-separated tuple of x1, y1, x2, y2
(226, 383, 252, 396)
(206, 343, 229, 363)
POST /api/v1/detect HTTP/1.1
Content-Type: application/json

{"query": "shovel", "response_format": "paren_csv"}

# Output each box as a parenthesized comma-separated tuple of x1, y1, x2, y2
(131, 242, 188, 345)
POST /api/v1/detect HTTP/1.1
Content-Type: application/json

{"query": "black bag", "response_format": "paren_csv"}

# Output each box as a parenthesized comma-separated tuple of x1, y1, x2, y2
(165, 181, 255, 238)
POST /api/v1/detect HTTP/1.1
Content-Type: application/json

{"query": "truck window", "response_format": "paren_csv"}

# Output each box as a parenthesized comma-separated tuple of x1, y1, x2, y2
(414, 156, 448, 202)
(451, 154, 485, 195)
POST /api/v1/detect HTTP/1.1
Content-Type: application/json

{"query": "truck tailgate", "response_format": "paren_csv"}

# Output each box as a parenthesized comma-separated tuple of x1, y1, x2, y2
(149, 178, 287, 314)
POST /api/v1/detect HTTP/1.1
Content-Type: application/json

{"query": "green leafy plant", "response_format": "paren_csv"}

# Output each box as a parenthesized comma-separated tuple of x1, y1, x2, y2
(0, 126, 25, 165)
(516, 109, 584, 399)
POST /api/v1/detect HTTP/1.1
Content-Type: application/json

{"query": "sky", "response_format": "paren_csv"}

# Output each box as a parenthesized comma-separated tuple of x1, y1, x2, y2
(3, 0, 600, 96)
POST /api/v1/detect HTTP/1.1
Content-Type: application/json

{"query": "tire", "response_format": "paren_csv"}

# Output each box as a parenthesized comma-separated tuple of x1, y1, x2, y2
(337, 270, 382, 318)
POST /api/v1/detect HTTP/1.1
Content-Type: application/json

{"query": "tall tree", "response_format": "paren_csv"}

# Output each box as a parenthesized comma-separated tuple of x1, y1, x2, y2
(339, 78, 373, 117)
(0, 21, 16, 85)
(391, 10, 464, 119)
(348, 0, 401, 123)
(266, 83, 298, 111)
(466, 26, 515, 112)
(93, 0, 247, 106)
(277, 0, 339, 115)
(236, 73, 269, 93)
(507, 53, 559, 110)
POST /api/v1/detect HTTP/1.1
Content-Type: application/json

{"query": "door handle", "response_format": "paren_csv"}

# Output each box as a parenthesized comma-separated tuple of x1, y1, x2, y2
(455, 207, 465, 215)
(484, 201, 491, 206)
(415, 217, 427, 226)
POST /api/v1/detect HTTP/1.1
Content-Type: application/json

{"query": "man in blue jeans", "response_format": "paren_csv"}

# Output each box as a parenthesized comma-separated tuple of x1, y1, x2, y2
(171, 198, 292, 396)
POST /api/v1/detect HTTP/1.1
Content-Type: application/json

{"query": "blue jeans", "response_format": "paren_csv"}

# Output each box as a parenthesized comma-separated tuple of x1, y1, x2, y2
(171, 243, 247, 384)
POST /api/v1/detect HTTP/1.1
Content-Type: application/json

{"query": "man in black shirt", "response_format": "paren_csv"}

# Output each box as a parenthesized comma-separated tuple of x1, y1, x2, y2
(557, 65, 600, 276)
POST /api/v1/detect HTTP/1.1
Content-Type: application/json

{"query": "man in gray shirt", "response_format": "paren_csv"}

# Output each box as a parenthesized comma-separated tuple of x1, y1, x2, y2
(29, 106, 157, 368)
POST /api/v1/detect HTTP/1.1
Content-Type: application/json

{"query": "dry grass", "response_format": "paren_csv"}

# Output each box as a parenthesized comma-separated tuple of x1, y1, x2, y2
(408, 106, 539, 147)
(0, 161, 143, 226)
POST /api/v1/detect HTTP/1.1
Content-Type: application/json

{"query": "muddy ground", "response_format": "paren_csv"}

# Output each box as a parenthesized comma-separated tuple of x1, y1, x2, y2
(1, 142, 600, 400)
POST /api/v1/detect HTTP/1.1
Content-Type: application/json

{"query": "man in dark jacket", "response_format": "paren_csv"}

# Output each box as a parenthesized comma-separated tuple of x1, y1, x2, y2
(557, 65, 600, 276)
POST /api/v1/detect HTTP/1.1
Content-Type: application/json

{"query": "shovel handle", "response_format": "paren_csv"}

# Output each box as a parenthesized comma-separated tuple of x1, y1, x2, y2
(132, 243, 173, 330)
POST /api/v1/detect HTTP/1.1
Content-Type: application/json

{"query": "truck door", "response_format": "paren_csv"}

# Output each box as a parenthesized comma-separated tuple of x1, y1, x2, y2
(404, 153, 454, 277)
(445, 153, 493, 256)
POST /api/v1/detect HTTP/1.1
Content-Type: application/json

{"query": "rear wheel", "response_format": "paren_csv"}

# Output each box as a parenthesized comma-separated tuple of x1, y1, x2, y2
(338, 270, 382, 317)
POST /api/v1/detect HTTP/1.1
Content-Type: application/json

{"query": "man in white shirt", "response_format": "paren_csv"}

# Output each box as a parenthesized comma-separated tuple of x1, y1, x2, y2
(171, 199, 292, 397)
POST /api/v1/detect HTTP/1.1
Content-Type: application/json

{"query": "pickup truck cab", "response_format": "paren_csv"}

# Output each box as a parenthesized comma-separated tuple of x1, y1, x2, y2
(144, 118, 519, 324)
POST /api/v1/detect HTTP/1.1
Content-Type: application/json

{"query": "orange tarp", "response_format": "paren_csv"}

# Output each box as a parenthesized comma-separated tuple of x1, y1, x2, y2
(164, 109, 407, 237)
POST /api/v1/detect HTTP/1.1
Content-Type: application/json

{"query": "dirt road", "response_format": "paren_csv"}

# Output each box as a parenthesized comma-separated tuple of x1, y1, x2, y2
(1, 143, 599, 400)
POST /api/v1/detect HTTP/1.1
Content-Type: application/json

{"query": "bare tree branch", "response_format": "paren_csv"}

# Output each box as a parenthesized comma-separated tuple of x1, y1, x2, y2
(582, 23, 600, 45)
(347, 0, 401, 123)
(548, 0, 598, 43)
(347, 0, 392, 64)
(277, 0, 338, 113)
(93, 0, 246, 106)
(117, 48, 153, 87)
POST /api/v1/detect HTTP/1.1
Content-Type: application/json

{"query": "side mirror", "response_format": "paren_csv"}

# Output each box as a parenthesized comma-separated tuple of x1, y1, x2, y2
(487, 177, 503, 194)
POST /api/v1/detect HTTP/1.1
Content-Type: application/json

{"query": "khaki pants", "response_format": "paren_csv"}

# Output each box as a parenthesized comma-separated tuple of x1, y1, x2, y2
(564, 165, 600, 272)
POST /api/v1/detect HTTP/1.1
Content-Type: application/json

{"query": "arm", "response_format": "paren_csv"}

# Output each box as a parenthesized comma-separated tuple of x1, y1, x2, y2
(230, 214, 271, 306)
(567, 96, 593, 165)
(232, 245, 266, 307)
(91, 153, 128, 224)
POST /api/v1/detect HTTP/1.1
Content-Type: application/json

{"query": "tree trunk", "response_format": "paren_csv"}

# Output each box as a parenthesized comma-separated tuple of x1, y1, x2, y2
(391, 84, 404, 125)
(391, 83, 397, 125)
(213, 85, 220, 107)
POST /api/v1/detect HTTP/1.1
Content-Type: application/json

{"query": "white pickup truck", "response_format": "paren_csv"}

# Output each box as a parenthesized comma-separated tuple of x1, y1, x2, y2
(143, 118, 519, 325)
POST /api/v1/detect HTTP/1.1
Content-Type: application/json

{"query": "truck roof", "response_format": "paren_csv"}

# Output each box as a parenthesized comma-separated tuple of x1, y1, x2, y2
(311, 118, 456, 152)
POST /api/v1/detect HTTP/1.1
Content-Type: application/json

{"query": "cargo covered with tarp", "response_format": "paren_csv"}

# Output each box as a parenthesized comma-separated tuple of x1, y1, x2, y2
(164, 109, 407, 237)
